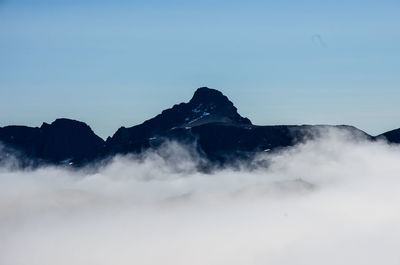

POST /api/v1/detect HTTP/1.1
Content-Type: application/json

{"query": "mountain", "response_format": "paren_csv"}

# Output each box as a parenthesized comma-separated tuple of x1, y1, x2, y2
(0, 87, 398, 167)
(106, 87, 251, 154)
(377, 128, 400, 144)
(0, 118, 104, 164)
(105, 87, 371, 163)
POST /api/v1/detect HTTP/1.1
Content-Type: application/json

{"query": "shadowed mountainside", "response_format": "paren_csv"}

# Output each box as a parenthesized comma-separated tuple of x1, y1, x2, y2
(377, 128, 400, 144)
(0, 119, 104, 164)
(0, 87, 397, 166)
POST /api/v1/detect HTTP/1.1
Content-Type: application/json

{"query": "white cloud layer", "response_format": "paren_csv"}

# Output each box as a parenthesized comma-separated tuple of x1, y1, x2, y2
(1, 128, 400, 265)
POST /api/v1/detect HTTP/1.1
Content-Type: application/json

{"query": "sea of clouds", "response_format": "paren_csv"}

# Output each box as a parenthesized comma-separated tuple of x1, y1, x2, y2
(1, 128, 400, 265)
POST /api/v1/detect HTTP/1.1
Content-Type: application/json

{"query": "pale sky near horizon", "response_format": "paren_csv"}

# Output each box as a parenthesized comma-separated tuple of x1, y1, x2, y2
(1, 0, 399, 139)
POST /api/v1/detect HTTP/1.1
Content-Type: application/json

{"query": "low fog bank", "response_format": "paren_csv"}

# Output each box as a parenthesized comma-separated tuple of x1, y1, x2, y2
(1, 128, 400, 265)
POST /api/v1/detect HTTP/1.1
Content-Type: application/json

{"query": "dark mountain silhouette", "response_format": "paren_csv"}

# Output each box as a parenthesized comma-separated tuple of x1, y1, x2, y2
(377, 128, 400, 144)
(104, 87, 370, 163)
(106, 87, 251, 154)
(0, 87, 398, 167)
(0, 118, 104, 164)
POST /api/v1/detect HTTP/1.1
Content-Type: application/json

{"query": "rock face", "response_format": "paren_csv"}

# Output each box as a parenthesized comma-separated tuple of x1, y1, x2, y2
(0, 119, 104, 163)
(0, 86, 398, 167)
(187, 87, 252, 126)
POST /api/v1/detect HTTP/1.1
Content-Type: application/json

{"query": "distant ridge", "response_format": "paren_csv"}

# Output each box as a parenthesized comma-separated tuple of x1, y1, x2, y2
(0, 87, 398, 166)
(377, 128, 400, 144)
(0, 118, 104, 164)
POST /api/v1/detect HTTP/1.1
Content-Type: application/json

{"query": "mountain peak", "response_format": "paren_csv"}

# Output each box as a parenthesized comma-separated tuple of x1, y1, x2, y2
(41, 118, 88, 129)
(186, 87, 251, 125)
(108, 87, 252, 149)
(189, 87, 227, 105)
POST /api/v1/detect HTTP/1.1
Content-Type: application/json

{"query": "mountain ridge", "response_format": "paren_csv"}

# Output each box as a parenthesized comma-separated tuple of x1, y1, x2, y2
(0, 87, 398, 166)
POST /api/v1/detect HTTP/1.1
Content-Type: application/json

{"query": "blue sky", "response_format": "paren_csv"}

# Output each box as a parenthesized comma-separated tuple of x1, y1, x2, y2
(1, 0, 399, 138)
